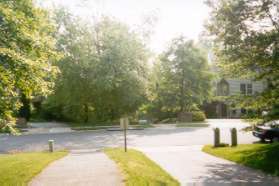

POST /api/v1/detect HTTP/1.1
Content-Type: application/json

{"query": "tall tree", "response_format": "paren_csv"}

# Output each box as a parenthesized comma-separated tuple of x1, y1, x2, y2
(206, 0, 279, 110)
(46, 9, 149, 123)
(148, 37, 212, 119)
(0, 0, 59, 124)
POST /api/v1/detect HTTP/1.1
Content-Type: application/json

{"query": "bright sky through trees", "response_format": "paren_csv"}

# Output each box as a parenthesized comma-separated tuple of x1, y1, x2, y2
(39, 0, 209, 53)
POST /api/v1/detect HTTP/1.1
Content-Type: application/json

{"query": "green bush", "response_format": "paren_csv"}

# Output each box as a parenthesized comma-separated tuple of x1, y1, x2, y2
(192, 111, 206, 122)
(0, 118, 19, 135)
(0, 119, 5, 129)
(266, 104, 279, 121)
(0, 124, 19, 135)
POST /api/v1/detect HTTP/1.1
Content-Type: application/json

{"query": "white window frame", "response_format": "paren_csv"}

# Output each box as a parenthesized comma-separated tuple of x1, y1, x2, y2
(240, 83, 253, 95)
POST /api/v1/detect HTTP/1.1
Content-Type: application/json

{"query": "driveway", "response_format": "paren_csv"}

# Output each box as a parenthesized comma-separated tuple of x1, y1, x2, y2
(137, 145, 279, 185)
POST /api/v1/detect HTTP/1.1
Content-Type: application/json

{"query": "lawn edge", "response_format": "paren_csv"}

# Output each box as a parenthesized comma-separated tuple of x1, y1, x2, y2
(202, 144, 279, 177)
(104, 147, 179, 185)
(27, 151, 69, 184)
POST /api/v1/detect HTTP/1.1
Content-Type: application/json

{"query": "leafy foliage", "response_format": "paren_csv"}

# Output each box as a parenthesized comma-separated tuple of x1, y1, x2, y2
(147, 37, 213, 120)
(206, 0, 279, 111)
(0, 123, 19, 135)
(0, 0, 59, 124)
(192, 111, 206, 122)
(44, 9, 149, 123)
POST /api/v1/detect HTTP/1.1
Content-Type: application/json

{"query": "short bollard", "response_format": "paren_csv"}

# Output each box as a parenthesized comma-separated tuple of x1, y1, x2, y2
(48, 140, 54, 152)
(231, 128, 238, 147)
(213, 128, 220, 147)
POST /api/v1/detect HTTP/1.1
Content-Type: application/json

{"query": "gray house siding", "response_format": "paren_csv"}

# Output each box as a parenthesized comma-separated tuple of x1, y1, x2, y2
(212, 78, 266, 118)
(226, 79, 265, 95)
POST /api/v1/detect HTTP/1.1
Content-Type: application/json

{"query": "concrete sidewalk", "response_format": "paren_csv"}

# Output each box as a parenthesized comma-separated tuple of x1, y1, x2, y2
(29, 149, 123, 186)
(137, 145, 279, 186)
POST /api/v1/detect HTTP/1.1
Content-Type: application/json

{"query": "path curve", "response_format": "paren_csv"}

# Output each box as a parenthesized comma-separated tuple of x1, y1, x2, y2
(136, 145, 279, 185)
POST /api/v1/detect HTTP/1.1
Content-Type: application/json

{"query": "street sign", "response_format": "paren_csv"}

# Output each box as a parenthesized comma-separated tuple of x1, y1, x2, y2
(120, 117, 129, 152)
(120, 117, 129, 129)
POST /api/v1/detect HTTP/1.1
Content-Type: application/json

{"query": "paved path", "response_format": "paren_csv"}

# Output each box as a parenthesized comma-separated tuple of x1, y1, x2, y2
(29, 149, 123, 186)
(137, 145, 279, 185)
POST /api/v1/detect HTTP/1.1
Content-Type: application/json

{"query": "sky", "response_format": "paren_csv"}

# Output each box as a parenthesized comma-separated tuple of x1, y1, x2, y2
(40, 0, 210, 54)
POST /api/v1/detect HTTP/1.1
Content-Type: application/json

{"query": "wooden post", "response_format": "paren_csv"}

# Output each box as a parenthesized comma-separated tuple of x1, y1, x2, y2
(213, 128, 220, 147)
(48, 140, 54, 152)
(231, 128, 238, 147)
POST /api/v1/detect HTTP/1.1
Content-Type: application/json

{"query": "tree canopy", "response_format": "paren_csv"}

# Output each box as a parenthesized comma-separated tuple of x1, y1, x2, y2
(147, 37, 213, 119)
(44, 9, 149, 123)
(206, 0, 279, 110)
(0, 0, 59, 122)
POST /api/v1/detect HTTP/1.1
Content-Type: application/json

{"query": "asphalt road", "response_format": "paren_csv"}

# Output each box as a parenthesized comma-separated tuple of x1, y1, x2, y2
(0, 119, 258, 153)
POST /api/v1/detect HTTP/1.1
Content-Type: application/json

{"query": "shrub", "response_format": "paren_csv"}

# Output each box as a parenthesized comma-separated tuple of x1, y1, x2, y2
(0, 123, 19, 135)
(192, 111, 206, 122)
(0, 119, 19, 135)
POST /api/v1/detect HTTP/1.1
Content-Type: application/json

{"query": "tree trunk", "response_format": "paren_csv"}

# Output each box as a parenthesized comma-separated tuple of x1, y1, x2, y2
(180, 70, 185, 112)
(83, 104, 89, 123)
(18, 93, 31, 121)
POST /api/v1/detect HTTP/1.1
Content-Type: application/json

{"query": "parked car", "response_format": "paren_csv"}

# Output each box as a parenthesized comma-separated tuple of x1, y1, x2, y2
(253, 120, 279, 142)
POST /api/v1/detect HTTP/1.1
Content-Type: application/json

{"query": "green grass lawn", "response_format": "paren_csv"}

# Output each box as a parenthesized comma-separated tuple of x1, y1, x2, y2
(72, 124, 154, 131)
(0, 151, 68, 186)
(175, 122, 209, 128)
(71, 125, 115, 131)
(105, 148, 179, 186)
(203, 144, 279, 176)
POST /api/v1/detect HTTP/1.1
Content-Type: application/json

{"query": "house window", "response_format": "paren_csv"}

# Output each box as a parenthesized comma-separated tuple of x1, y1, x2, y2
(240, 84, 246, 95)
(247, 84, 252, 95)
(240, 83, 253, 95)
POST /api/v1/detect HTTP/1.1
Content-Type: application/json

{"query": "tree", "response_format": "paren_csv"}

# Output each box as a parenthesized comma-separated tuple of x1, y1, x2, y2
(148, 37, 213, 119)
(0, 0, 59, 124)
(45, 9, 149, 123)
(206, 0, 279, 111)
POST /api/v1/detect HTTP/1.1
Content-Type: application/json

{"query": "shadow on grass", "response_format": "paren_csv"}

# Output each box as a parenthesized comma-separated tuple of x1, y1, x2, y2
(201, 144, 279, 184)
(237, 143, 279, 176)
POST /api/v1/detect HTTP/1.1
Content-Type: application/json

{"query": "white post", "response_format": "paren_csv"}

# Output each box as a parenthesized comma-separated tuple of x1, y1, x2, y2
(48, 140, 54, 152)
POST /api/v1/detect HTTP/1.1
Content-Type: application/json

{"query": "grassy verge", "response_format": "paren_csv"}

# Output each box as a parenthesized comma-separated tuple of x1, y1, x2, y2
(72, 124, 154, 131)
(0, 151, 68, 186)
(202, 144, 279, 176)
(176, 122, 209, 128)
(105, 148, 179, 186)
(71, 125, 114, 131)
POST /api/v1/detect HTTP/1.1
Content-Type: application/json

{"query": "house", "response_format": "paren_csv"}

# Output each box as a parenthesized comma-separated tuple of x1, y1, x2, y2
(204, 78, 266, 118)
